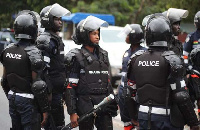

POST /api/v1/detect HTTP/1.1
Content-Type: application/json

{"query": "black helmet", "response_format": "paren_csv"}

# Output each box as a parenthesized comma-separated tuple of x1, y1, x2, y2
(190, 48, 200, 66)
(145, 13, 172, 47)
(14, 12, 38, 40)
(162, 8, 188, 25)
(118, 24, 144, 44)
(40, 3, 70, 31)
(72, 15, 108, 46)
(71, 20, 85, 45)
(129, 24, 144, 44)
(194, 11, 200, 29)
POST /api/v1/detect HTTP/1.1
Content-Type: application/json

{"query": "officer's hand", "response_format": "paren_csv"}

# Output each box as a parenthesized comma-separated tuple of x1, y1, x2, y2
(131, 119, 139, 127)
(103, 100, 118, 117)
(70, 113, 79, 128)
(41, 112, 48, 128)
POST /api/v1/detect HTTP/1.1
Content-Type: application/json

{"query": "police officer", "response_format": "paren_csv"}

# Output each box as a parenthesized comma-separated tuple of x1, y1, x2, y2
(64, 16, 118, 130)
(117, 24, 146, 129)
(0, 11, 49, 130)
(163, 8, 189, 57)
(183, 11, 200, 117)
(127, 13, 200, 129)
(37, 3, 71, 130)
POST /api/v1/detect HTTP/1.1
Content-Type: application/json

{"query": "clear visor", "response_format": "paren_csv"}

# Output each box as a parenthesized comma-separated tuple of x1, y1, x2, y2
(48, 3, 71, 17)
(167, 8, 188, 19)
(81, 15, 109, 31)
(117, 24, 132, 38)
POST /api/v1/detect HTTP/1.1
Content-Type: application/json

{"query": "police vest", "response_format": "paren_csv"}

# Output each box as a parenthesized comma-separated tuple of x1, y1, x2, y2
(48, 32, 65, 76)
(191, 30, 200, 49)
(169, 38, 183, 57)
(2, 43, 32, 93)
(132, 51, 171, 106)
(76, 48, 109, 95)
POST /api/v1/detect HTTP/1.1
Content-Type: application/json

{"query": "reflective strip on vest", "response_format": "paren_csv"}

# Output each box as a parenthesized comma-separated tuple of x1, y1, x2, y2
(8, 90, 34, 99)
(139, 105, 170, 115)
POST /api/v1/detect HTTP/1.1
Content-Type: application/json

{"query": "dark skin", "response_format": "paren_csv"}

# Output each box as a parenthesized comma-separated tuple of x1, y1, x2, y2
(70, 30, 100, 128)
(172, 21, 180, 36)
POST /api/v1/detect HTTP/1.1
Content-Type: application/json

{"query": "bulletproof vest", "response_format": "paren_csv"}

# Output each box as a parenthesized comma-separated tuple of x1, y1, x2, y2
(2, 43, 32, 93)
(169, 37, 183, 57)
(132, 50, 171, 106)
(76, 48, 109, 95)
(48, 32, 65, 76)
(191, 30, 200, 49)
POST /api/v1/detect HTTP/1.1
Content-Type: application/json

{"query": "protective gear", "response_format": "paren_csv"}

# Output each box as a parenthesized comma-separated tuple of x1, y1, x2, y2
(31, 80, 49, 112)
(145, 13, 172, 47)
(190, 47, 200, 67)
(118, 24, 144, 44)
(1, 77, 10, 97)
(40, 3, 70, 31)
(102, 100, 118, 117)
(174, 90, 200, 126)
(194, 11, 200, 29)
(14, 13, 38, 40)
(162, 8, 188, 24)
(162, 51, 185, 79)
(71, 15, 108, 46)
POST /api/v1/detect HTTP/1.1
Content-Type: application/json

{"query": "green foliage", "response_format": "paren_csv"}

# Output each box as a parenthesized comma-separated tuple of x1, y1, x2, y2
(0, 0, 200, 28)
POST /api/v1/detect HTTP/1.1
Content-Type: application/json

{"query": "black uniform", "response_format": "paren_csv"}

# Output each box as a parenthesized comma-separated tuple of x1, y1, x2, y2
(65, 47, 114, 129)
(38, 4, 71, 129)
(0, 12, 49, 130)
(37, 31, 66, 128)
(65, 16, 117, 130)
(126, 14, 199, 129)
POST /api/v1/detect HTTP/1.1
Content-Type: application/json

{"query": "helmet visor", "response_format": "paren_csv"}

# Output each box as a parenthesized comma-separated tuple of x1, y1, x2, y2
(117, 24, 132, 38)
(81, 15, 109, 32)
(165, 8, 188, 23)
(49, 3, 71, 17)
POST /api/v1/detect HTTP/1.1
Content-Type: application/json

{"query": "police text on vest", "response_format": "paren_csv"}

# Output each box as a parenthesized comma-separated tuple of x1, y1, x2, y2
(138, 61, 159, 66)
(6, 53, 22, 59)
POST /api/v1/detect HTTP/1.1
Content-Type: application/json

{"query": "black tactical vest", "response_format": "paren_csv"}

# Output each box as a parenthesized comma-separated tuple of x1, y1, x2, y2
(76, 48, 109, 95)
(48, 33, 65, 76)
(2, 43, 32, 93)
(132, 50, 171, 106)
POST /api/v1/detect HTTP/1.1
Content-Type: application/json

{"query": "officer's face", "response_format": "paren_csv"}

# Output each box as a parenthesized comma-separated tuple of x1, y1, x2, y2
(172, 21, 180, 36)
(54, 17, 63, 31)
(89, 30, 99, 44)
(126, 35, 130, 44)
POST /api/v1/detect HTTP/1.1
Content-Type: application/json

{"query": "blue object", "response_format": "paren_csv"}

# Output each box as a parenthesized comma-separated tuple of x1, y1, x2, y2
(62, 12, 115, 25)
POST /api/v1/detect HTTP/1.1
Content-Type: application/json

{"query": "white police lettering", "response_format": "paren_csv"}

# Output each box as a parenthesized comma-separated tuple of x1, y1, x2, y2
(138, 61, 159, 66)
(89, 71, 108, 74)
(6, 53, 22, 59)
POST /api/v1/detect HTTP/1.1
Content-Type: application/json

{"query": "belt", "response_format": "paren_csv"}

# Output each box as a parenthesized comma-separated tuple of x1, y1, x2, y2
(8, 90, 34, 99)
(139, 105, 170, 115)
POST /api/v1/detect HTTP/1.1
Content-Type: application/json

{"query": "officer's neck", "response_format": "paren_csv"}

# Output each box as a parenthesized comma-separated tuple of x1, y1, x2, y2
(84, 45, 95, 53)
(130, 44, 140, 52)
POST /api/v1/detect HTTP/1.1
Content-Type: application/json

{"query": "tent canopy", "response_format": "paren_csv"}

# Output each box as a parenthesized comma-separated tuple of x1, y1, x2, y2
(62, 12, 115, 25)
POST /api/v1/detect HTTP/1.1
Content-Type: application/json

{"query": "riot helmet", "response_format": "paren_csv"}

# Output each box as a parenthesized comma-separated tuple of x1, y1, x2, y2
(71, 20, 85, 45)
(73, 15, 109, 47)
(118, 24, 144, 44)
(14, 11, 38, 41)
(194, 11, 200, 29)
(40, 3, 71, 31)
(162, 8, 188, 24)
(145, 13, 172, 47)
